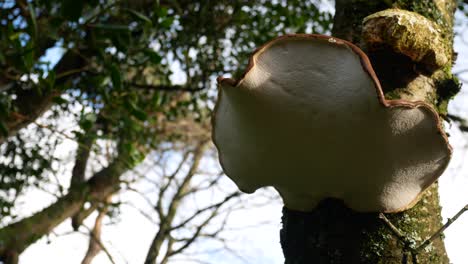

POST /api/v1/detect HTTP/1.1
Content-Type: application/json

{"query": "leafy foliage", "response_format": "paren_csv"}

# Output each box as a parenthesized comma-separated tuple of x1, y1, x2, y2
(0, 0, 332, 219)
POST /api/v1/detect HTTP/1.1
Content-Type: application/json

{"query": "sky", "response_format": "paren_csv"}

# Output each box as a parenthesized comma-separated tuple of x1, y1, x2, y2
(437, 11, 468, 262)
(7, 7, 468, 264)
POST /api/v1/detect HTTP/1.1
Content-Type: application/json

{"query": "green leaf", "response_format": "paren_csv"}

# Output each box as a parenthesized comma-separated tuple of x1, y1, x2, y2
(144, 49, 162, 64)
(126, 9, 152, 24)
(160, 17, 174, 28)
(27, 2, 37, 39)
(155, 6, 168, 18)
(47, 17, 65, 40)
(125, 99, 148, 121)
(45, 71, 56, 90)
(92, 24, 130, 31)
(88, 0, 99, 7)
(23, 41, 35, 70)
(109, 65, 122, 90)
(79, 113, 96, 131)
(131, 108, 148, 121)
(61, 0, 84, 22)
(130, 149, 145, 165)
(81, 120, 92, 131)
(0, 122, 8, 137)
(112, 33, 131, 52)
(9, 32, 21, 41)
(0, 51, 5, 65)
(52, 96, 68, 105)
(72, 130, 84, 138)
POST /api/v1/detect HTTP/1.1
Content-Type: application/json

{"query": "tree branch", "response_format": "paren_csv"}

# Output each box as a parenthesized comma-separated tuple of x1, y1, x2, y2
(128, 82, 204, 92)
(0, 139, 132, 260)
(81, 196, 115, 264)
(71, 134, 96, 230)
(168, 207, 220, 257)
(144, 141, 208, 264)
(169, 192, 240, 232)
(2, 50, 87, 144)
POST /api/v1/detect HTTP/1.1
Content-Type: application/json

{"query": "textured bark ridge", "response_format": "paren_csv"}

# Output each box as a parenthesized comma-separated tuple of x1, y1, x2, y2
(281, 0, 458, 263)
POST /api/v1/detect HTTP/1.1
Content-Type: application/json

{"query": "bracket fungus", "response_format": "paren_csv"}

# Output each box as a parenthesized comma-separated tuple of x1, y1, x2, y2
(212, 34, 451, 213)
(362, 9, 450, 72)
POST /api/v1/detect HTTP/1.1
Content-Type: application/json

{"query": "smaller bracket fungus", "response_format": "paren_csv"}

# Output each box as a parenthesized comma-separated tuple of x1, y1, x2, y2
(212, 34, 451, 213)
(362, 9, 450, 72)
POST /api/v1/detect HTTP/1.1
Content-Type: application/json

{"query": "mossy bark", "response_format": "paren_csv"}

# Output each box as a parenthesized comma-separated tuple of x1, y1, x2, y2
(280, 1, 458, 263)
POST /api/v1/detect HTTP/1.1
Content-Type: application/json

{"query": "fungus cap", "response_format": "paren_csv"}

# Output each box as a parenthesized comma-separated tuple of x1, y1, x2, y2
(212, 34, 451, 213)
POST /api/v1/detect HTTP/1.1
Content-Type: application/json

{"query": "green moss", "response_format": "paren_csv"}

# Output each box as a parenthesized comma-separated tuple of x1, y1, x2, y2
(437, 73, 461, 99)
(384, 88, 403, 100)
(434, 68, 461, 115)
(394, 0, 446, 26)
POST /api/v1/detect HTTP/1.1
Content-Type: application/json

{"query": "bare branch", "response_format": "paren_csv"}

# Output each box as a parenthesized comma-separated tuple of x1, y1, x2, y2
(168, 207, 220, 257)
(170, 192, 240, 232)
(144, 141, 208, 264)
(181, 174, 224, 198)
(156, 149, 192, 218)
(81, 196, 116, 264)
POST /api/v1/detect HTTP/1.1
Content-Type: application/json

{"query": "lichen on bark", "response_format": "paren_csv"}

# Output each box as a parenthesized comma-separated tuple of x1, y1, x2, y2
(365, 184, 448, 264)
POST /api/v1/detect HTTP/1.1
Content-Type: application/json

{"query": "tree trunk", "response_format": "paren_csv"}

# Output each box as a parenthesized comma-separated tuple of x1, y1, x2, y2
(280, 1, 459, 263)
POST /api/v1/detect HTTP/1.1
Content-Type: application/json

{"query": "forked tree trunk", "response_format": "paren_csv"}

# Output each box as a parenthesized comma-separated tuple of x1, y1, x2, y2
(280, 1, 459, 263)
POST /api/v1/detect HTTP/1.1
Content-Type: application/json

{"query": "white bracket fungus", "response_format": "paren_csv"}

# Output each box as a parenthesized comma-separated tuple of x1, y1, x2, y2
(212, 34, 451, 213)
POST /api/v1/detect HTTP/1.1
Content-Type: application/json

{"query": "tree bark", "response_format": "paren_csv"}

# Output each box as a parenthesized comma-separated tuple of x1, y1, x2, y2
(280, 1, 459, 263)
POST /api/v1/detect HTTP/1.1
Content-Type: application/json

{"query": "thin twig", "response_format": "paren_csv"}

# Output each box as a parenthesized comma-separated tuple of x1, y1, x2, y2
(447, 114, 468, 132)
(379, 213, 417, 263)
(128, 82, 204, 92)
(169, 192, 240, 231)
(55, 66, 90, 79)
(453, 68, 468, 75)
(378, 213, 406, 240)
(415, 204, 468, 252)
